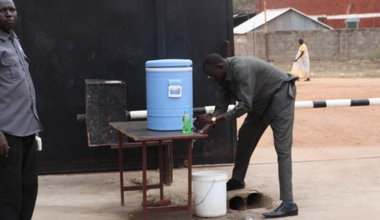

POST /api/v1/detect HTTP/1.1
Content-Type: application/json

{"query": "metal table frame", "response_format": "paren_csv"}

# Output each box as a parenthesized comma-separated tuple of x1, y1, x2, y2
(109, 121, 207, 220)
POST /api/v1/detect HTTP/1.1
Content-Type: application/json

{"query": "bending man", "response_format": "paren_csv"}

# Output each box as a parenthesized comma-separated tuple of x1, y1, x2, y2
(198, 53, 298, 218)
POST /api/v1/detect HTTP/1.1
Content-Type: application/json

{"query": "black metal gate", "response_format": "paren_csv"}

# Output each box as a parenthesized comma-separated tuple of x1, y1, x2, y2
(15, 0, 236, 174)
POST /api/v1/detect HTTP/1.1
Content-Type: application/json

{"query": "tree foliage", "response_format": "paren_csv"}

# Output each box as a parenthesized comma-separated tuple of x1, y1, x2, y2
(233, 0, 255, 14)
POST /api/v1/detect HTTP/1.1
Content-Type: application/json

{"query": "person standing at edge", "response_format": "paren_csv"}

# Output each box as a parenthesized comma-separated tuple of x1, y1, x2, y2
(0, 0, 43, 219)
(291, 38, 310, 81)
(197, 53, 298, 218)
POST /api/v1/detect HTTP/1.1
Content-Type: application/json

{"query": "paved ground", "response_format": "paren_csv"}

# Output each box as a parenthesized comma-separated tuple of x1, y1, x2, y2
(33, 146, 380, 220)
(33, 76, 380, 220)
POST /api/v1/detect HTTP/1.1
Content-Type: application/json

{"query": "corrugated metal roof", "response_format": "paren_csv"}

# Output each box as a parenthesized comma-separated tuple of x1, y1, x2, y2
(234, 7, 333, 34)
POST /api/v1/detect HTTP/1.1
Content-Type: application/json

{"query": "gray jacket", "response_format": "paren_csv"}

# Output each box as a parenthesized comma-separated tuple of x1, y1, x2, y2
(213, 56, 297, 123)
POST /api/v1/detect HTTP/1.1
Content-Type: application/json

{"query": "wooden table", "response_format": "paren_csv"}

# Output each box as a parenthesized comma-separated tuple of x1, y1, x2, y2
(109, 121, 208, 220)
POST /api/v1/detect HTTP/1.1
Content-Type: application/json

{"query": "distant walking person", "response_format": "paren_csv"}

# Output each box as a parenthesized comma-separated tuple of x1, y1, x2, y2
(291, 39, 310, 81)
(0, 0, 43, 219)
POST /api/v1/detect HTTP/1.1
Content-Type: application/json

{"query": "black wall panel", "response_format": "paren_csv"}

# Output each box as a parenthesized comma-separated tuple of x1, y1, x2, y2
(14, 0, 236, 173)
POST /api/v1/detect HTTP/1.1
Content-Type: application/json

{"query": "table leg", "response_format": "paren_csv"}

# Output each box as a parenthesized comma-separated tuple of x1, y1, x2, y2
(187, 139, 193, 219)
(118, 131, 125, 206)
(159, 141, 164, 200)
(142, 141, 148, 220)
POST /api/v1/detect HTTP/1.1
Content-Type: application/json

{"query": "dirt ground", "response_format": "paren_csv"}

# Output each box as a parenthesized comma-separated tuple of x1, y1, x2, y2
(33, 64, 380, 220)
(253, 77, 380, 149)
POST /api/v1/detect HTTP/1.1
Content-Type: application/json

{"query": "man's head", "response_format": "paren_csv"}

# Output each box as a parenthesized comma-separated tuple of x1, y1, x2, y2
(0, 0, 17, 34)
(202, 53, 226, 82)
(298, 39, 304, 45)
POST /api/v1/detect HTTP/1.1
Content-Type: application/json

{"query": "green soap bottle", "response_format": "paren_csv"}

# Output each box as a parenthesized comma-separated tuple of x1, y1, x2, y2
(182, 106, 192, 134)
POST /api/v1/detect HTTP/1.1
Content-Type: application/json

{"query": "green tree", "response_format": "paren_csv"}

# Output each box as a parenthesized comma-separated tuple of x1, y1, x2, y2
(233, 0, 255, 14)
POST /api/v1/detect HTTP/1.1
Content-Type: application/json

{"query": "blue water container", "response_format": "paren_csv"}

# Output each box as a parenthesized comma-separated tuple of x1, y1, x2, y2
(146, 59, 193, 130)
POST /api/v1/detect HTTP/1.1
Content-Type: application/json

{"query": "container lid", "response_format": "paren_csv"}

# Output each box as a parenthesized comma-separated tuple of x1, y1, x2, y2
(146, 59, 192, 68)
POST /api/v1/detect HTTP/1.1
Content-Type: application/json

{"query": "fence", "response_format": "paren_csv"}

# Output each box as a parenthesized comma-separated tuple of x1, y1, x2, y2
(234, 28, 380, 62)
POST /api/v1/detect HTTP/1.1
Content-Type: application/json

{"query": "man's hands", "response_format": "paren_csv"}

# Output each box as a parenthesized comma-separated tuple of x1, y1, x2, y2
(195, 114, 211, 124)
(195, 114, 213, 134)
(195, 114, 224, 134)
(198, 123, 214, 134)
(0, 131, 9, 158)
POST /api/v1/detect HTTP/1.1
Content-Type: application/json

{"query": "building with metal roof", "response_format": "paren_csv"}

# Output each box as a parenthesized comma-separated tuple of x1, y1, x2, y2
(234, 8, 333, 34)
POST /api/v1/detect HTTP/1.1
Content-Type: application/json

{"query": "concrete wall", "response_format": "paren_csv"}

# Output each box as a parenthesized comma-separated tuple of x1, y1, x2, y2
(234, 28, 380, 62)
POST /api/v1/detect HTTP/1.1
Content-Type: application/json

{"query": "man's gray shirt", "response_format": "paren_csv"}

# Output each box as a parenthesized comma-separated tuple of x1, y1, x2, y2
(213, 56, 296, 121)
(0, 30, 42, 136)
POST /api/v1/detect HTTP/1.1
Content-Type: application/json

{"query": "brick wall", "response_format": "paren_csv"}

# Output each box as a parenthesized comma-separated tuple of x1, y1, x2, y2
(255, 0, 380, 28)
(325, 17, 380, 29)
(256, 0, 380, 15)
(234, 28, 380, 62)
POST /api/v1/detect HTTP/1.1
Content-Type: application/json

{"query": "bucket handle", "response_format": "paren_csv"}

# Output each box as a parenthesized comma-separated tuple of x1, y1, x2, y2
(194, 179, 216, 207)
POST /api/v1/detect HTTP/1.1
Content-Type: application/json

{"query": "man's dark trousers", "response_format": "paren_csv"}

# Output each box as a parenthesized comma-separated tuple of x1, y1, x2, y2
(232, 81, 296, 201)
(0, 134, 38, 220)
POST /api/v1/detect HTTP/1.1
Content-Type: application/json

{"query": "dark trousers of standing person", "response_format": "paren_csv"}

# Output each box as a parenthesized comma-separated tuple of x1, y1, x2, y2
(232, 82, 296, 201)
(0, 134, 38, 220)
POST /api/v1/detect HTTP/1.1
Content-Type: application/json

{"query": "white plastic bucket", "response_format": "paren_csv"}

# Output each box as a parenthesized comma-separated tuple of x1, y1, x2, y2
(192, 170, 228, 217)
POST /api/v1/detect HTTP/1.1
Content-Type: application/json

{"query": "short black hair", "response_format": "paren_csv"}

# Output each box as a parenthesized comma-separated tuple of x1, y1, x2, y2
(202, 53, 224, 72)
(298, 39, 304, 44)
